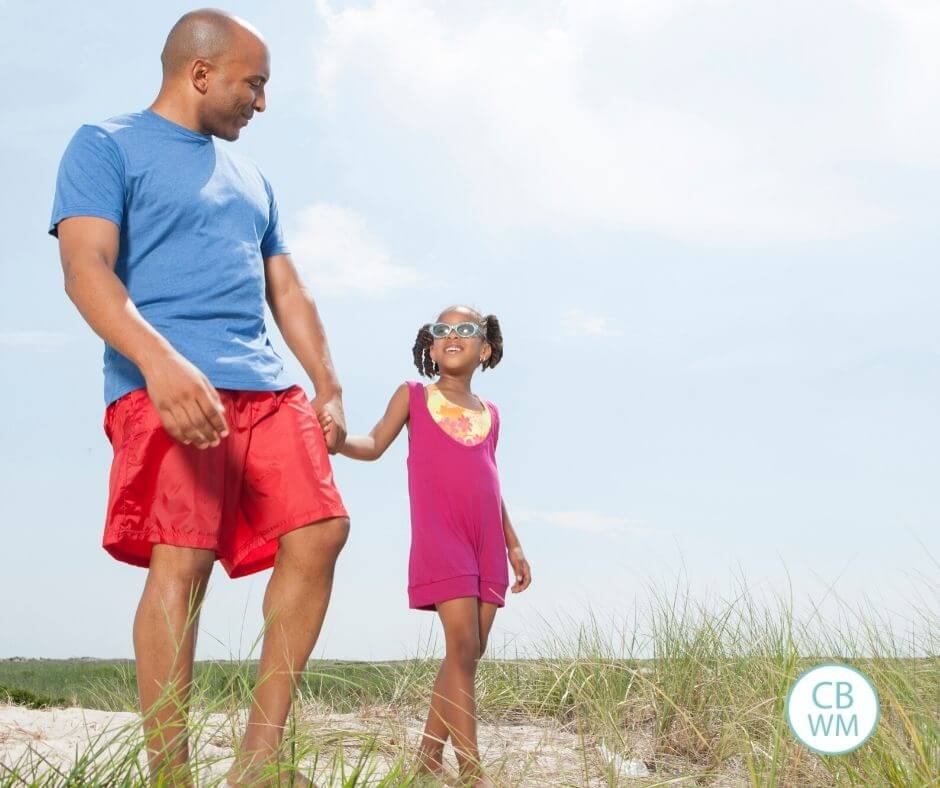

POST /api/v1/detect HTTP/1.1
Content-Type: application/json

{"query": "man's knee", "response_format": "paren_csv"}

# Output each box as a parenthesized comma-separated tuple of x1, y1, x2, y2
(320, 516, 350, 554)
(277, 516, 350, 573)
(148, 545, 215, 591)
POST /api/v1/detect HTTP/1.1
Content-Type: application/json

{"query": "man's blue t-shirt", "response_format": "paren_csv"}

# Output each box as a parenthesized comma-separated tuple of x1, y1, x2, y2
(49, 109, 295, 404)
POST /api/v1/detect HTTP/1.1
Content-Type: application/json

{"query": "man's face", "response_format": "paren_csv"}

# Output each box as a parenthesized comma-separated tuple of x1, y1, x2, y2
(199, 30, 270, 141)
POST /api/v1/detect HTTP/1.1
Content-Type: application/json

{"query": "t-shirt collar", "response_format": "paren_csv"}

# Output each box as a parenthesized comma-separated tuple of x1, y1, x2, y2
(142, 108, 213, 142)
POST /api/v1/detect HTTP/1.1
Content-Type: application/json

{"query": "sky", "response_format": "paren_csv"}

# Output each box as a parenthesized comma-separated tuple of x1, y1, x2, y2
(1, 0, 937, 660)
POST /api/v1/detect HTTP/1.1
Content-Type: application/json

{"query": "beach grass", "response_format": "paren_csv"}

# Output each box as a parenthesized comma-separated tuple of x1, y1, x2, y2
(0, 574, 937, 786)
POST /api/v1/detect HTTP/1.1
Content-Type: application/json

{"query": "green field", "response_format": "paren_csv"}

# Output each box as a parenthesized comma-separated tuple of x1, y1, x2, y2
(0, 659, 426, 713)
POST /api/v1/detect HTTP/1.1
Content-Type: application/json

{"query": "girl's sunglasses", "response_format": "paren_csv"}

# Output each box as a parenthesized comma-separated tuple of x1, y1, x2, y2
(428, 321, 485, 340)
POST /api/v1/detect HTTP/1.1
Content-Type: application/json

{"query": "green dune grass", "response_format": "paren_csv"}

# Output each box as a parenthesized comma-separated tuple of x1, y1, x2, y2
(1, 575, 937, 786)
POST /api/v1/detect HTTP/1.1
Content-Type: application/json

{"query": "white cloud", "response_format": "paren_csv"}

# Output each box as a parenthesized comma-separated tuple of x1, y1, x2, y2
(880, 0, 940, 162)
(514, 508, 652, 537)
(0, 331, 71, 349)
(312, 0, 940, 243)
(562, 309, 621, 338)
(289, 203, 422, 296)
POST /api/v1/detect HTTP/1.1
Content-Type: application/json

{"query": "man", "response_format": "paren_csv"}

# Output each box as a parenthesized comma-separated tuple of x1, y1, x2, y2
(49, 9, 347, 786)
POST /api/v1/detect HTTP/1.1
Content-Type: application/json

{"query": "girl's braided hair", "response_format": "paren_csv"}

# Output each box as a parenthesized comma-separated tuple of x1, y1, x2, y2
(412, 307, 504, 378)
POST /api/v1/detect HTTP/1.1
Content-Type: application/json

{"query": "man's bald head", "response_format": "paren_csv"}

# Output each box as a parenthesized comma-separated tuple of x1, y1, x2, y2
(161, 9, 266, 77)
(156, 8, 270, 142)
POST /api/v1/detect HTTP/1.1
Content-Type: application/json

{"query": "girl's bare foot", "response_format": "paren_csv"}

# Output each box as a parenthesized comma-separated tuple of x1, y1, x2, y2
(414, 747, 469, 786)
(415, 744, 445, 776)
(459, 764, 493, 788)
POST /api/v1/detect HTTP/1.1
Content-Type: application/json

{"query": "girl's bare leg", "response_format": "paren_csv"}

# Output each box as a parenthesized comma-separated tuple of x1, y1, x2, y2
(416, 598, 500, 784)
(417, 662, 451, 774)
(477, 602, 498, 655)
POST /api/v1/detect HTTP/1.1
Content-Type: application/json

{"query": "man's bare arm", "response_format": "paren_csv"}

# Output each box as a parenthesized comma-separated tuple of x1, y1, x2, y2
(264, 253, 345, 450)
(57, 216, 228, 448)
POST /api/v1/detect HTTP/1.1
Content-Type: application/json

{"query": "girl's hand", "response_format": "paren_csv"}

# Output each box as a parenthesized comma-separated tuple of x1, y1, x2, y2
(508, 546, 531, 593)
(311, 394, 347, 454)
(317, 410, 344, 451)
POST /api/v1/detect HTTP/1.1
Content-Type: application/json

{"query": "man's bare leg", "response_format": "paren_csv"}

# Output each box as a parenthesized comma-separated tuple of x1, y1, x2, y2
(227, 517, 350, 787)
(134, 544, 215, 786)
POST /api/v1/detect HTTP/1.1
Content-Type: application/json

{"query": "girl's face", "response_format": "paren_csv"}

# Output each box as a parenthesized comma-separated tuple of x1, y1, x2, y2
(429, 309, 491, 375)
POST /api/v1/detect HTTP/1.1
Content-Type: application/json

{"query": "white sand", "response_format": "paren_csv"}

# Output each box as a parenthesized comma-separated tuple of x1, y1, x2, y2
(0, 703, 617, 786)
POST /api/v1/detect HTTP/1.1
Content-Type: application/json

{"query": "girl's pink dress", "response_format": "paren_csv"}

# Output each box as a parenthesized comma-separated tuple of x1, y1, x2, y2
(405, 381, 509, 610)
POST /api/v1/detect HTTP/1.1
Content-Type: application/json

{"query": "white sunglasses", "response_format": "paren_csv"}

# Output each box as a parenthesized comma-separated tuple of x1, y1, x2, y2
(427, 321, 485, 339)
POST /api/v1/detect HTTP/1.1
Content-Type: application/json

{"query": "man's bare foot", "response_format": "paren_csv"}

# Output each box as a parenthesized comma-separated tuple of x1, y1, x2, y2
(225, 758, 314, 787)
(224, 776, 313, 787)
(410, 772, 443, 788)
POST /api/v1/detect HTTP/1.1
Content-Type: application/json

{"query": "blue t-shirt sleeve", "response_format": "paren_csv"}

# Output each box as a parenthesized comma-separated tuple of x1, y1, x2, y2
(260, 178, 290, 258)
(48, 124, 126, 237)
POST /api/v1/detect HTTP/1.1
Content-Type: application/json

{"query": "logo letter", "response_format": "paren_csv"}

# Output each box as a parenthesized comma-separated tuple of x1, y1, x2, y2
(808, 714, 834, 736)
(836, 681, 853, 709)
(812, 681, 833, 708)
(836, 715, 859, 736)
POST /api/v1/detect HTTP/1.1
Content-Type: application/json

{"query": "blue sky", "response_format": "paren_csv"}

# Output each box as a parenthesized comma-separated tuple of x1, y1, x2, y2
(1, 0, 937, 660)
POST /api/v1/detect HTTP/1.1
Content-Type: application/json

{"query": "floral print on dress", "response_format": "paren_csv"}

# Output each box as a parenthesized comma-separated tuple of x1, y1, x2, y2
(426, 385, 492, 445)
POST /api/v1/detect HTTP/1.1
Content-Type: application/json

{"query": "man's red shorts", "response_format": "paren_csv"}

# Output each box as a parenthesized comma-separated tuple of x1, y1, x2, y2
(102, 385, 348, 578)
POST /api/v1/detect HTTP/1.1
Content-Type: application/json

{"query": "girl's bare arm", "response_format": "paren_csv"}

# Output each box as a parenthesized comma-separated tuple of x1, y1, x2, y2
(337, 383, 410, 461)
(502, 499, 532, 592)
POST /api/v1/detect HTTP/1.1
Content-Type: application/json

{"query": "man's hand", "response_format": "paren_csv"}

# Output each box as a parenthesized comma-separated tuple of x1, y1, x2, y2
(508, 546, 532, 593)
(311, 393, 347, 453)
(140, 348, 229, 449)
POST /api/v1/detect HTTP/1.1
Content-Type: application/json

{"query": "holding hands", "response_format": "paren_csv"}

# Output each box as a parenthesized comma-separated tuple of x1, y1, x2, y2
(313, 395, 346, 453)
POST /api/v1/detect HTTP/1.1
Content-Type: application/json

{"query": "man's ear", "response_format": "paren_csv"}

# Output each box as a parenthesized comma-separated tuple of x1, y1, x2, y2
(191, 59, 211, 95)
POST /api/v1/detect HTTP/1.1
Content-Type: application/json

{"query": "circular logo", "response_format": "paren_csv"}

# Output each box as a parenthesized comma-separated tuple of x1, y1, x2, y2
(786, 663, 879, 755)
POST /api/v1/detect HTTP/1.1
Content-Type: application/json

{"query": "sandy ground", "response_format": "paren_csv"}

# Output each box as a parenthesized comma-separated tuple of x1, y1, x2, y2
(0, 703, 655, 786)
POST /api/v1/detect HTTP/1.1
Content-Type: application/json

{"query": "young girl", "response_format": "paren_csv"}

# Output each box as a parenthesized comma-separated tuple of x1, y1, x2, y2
(329, 304, 531, 786)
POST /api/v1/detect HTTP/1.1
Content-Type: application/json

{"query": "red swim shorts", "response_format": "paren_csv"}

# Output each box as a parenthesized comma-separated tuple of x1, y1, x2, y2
(102, 385, 348, 578)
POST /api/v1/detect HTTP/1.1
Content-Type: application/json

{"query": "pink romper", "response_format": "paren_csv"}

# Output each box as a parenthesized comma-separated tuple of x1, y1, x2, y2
(405, 381, 509, 610)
